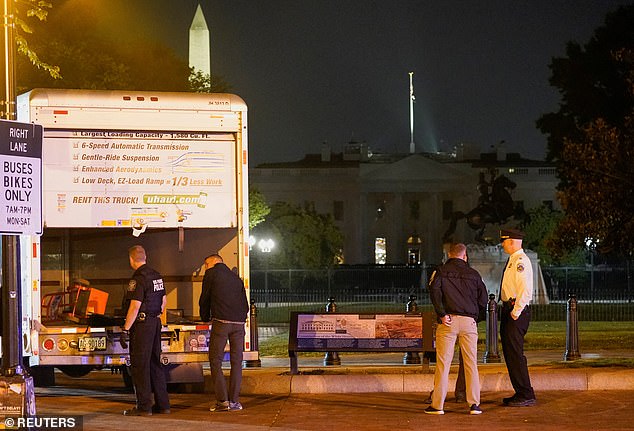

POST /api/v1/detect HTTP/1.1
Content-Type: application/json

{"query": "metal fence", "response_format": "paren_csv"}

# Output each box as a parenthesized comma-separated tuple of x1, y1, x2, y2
(250, 263, 634, 323)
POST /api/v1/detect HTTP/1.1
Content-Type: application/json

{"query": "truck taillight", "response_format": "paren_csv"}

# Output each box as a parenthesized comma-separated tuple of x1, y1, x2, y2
(42, 338, 55, 351)
(57, 339, 69, 352)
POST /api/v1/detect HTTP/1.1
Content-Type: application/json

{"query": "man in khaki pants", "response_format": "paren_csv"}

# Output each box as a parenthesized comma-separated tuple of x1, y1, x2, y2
(425, 243, 488, 415)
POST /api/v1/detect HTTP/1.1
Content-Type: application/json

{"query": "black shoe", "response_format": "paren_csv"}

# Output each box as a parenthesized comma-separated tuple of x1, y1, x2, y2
(123, 408, 152, 416)
(507, 398, 536, 407)
(424, 406, 444, 415)
(152, 406, 171, 414)
(502, 394, 517, 405)
(469, 404, 483, 415)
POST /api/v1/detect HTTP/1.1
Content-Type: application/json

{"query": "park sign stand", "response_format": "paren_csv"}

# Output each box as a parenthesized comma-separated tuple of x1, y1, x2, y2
(0, 119, 43, 235)
(0, 119, 42, 419)
(288, 312, 436, 374)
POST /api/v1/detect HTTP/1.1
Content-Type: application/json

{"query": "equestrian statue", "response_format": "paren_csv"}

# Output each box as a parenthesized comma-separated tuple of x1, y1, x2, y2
(443, 169, 524, 243)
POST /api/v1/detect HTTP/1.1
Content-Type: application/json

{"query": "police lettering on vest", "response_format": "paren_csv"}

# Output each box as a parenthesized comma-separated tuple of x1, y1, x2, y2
(153, 279, 164, 292)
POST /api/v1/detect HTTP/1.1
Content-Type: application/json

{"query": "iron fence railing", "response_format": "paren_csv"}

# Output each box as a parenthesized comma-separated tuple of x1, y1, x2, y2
(250, 263, 634, 323)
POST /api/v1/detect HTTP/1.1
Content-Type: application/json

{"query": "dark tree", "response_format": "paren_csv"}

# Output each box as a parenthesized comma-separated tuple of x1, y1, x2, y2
(537, 5, 634, 257)
(537, 5, 634, 164)
(251, 202, 343, 269)
(551, 105, 634, 256)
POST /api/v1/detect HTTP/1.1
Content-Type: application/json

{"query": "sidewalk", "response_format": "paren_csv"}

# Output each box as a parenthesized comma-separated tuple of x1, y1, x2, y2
(34, 384, 634, 431)
(30, 350, 634, 431)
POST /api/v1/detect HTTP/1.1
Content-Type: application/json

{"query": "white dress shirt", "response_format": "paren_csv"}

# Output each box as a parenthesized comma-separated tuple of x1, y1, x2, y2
(501, 249, 533, 319)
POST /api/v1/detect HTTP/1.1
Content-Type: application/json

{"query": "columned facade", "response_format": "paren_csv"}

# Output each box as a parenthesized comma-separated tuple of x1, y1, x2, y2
(250, 150, 558, 265)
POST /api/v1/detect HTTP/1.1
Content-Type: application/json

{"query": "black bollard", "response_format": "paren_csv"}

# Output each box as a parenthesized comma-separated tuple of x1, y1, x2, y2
(403, 295, 422, 364)
(483, 294, 501, 363)
(323, 297, 341, 366)
(564, 293, 581, 361)
(243, 303, 262, 367)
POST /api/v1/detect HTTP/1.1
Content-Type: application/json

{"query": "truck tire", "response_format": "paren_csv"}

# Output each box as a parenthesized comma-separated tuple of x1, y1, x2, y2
(57, 365, 94, 378)
(120, 365, 133, 391)
(28, 365, 56, 387)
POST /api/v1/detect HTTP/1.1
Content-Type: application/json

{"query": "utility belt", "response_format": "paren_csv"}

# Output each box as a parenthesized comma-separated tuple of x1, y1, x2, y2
(502, 298, 516, 309)
(502, 298, 530, 312)
(137, 311, 160, 322)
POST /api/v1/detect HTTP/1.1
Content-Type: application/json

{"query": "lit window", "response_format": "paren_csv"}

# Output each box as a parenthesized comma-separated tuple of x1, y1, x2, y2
(375, 237, 386, 264)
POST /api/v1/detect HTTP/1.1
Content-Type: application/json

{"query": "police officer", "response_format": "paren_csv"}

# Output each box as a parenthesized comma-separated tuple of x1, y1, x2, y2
(122, 245, 171, 416)
(499, 228, 536, 407)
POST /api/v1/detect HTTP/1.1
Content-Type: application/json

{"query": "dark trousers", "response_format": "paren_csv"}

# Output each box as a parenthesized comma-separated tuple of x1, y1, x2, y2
(500, 306, 535, 400)
(209, 320, 245, 403)
(130, 317, 170, 411)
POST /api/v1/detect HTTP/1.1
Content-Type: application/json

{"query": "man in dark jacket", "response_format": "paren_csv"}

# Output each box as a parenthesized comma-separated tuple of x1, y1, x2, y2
(425, 243, 488, 415)
(199, 254, 249, 412)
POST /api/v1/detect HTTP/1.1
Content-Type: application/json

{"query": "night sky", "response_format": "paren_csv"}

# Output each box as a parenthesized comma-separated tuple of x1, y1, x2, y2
(89, 1, 626, 165)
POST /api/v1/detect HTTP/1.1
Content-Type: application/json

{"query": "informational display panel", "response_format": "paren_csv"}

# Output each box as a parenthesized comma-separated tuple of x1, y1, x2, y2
(0, 120, 42, 235)
(42, 129, 236, 228)
(292, 313, 424, 351)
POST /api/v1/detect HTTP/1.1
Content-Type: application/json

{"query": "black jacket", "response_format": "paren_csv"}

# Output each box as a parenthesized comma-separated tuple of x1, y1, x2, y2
(123, 264, 165, 316)
(199, 263, 249, 323)
(428, 258, 488, 321)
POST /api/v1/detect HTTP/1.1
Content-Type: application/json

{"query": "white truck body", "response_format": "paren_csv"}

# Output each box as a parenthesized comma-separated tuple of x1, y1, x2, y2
(15, 88, 255, 377)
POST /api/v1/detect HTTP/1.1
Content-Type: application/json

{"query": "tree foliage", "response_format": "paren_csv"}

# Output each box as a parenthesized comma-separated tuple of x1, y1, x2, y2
(537, 5, 634, 163)
(537, 5, 634, 257)
(189, 70, 232, 94)
(13, 0, 60, 79)
(248, 186, 270, 230)
(552, 112, 634, 257)
(251, 202, 343, 269)
(522, 204, 584, 265)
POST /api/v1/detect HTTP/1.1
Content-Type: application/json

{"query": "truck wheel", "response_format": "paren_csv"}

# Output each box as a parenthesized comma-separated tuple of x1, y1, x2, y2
(28, 365, 56, 387)
(120, 365, 133, 390)
(57, 365, 94, 378)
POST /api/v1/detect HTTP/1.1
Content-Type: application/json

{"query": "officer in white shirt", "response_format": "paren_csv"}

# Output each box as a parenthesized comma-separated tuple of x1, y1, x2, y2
(499, 228, 536, 407)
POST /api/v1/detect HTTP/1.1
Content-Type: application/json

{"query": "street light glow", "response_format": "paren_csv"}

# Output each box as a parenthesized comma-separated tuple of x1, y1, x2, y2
(258, 238, 275, 253)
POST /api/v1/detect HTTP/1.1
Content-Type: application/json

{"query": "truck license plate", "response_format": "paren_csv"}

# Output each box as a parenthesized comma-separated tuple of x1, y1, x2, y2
(78, 336, 107, 351)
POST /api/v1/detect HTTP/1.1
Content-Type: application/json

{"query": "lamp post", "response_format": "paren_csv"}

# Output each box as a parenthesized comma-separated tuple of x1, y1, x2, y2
(257, 238, 275, 307)
(585, 237, 597, 303)
(1, 0, 20, 376)
(1, 1, 36, 418)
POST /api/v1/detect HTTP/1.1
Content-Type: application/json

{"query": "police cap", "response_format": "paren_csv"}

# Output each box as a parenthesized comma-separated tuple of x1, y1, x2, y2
(500, 228, 525, 241)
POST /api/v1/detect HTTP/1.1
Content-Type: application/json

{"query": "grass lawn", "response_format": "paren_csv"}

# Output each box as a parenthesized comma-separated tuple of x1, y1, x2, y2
(259, 321, 634, 358)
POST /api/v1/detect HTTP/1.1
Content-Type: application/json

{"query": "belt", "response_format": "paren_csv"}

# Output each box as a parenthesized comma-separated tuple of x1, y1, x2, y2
(138, 312, 160, 321)
(502, 298, 516, 307)
(212, 318, 245, 325)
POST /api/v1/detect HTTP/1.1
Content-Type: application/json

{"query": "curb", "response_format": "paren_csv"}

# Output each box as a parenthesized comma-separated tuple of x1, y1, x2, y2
(238, 366, 634, 394)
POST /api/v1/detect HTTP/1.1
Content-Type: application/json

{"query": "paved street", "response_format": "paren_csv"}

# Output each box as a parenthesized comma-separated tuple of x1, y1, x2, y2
(32, 370, 634, 431)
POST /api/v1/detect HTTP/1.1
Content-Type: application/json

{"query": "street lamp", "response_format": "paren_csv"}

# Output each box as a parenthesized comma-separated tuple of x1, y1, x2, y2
(585, 237, 598, 302)
(255, 238, 274, 307)
(258, 238, 275, 253)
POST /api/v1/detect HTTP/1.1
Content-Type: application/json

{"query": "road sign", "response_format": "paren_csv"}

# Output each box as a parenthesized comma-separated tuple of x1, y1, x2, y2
(0, 119, 43, 235)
